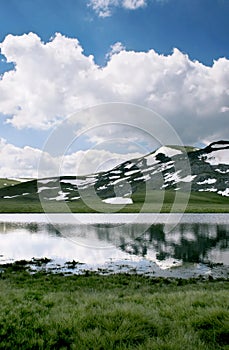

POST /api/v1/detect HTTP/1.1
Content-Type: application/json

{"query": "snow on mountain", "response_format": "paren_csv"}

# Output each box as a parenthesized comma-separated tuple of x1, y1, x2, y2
(154, 146, 182, 157)
(0, 141, 228, 203)
(102, 197, 133, 205)
(218, 188, 229, 196)
(210, 142, 229, 149)
(36, 141, 229, 199)
(197, 178, 217, 185)
(201, 149, 229, 165)
(144, 146, 182, 166)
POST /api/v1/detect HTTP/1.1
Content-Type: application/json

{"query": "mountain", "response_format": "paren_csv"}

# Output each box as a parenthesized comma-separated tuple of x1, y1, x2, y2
(0, 140, 228, 212)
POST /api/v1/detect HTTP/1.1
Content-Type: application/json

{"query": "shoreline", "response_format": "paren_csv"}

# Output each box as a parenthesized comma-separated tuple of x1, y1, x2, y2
(0, 212, 229, 223)
(1, 258, 228, 281)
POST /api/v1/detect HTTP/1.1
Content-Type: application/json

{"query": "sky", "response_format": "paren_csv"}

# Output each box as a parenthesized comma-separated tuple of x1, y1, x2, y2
(0, 0, 228, 178)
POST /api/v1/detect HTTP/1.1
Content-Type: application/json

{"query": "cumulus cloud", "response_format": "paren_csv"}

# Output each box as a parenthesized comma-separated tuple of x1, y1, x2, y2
(0, 138, 44, 178)
(88, 0, 147, 17)
(0, 33, 99, 129)
(0, 33, 229, 145)
(106, 41, 126, 59)
(0, 138, 143, 178)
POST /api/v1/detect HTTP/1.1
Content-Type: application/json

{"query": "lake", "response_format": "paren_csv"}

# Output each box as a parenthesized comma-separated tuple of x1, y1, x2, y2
(0, 214, 228, 278)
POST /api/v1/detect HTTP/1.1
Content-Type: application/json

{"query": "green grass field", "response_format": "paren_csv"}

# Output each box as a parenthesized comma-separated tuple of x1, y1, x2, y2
(0, 177, 228, 213)
(0, 190, 228, 213)
(0, 268, 228, 350)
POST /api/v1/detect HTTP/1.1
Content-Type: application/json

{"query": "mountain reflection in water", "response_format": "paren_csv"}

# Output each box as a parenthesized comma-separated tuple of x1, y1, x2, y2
(0, 218, 228, 267)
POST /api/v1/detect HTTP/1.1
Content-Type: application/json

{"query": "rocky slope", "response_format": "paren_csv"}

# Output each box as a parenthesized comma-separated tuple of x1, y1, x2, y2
(0, 141, 228, 203)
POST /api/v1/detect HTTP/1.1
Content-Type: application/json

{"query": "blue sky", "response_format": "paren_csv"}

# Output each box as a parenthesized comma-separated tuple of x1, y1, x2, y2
(1, 0, 229, 68)
(0, 0, 228, 177)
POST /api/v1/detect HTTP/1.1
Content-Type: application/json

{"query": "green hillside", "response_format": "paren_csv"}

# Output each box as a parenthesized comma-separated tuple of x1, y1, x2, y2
(0, 188, 228, 213)
(0, 141, 228, 213)
(0, 178, 21, 189)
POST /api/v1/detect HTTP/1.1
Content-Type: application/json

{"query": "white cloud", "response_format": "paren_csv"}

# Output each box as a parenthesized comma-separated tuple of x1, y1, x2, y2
(0, 33, 229, 145)
(106, 41, 125, 59)
(0, 138, 143, 178)
(220, 106, 229, 113)
(0, 138, 44, 178)
(0, 33, 99, 129)
(88, 0, 147, 17)
(122, 0, 147, 10)
(60, 149, 143, 176)
(88, 0, 119, 17)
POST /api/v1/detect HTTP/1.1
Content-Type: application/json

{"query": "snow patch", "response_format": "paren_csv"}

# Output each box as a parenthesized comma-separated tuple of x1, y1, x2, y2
(3, 191, 29, 198)
(97, 185, 107, 190)
(215, 169, 229, 174)
(155, 146, 182, 157)
(202, 149, 229, 165)
(111, 177, 131, 185)
(211, 143, 229, 149)
(125, 163, 134, 169)
(49, 191, 69, 201)
(102, 197, 133, 204)
(153, 161, 174, 174)
(218, 188, 229, 196)
(199, 188, 217, 192)
(180, 175, 196, 182)
(133, 174, 151, 182)
(125, 169, 139, 176)
(164, 172, 195, 184)
(164, 171, 181, 183)
(110, 170, 122, 174)
(197, 178, 217, 185)
(142, 166, 157, 173)
(38, 186, 58, 193)
(145, 154, 158, 166)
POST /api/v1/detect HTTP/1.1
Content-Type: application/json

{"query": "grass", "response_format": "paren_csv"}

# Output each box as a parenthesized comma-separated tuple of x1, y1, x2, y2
(0, 269, 228, 350)
(131, 190, 229, 213)
(0, 178, 20, 189)
(0, 190, 228, 213)
(0, 175, 228, 213)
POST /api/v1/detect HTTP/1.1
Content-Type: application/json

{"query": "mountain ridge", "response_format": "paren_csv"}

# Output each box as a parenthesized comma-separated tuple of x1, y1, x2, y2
(0, 140, 228, 212)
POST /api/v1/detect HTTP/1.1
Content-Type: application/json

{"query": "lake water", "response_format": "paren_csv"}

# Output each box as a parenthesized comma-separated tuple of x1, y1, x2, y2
(0, 214, 228, 278)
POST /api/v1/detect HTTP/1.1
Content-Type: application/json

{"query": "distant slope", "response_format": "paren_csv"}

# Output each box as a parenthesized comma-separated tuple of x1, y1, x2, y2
(0, 141, 228, 212)
(0, 178, 34, 189)
(0, 178, 21, 189)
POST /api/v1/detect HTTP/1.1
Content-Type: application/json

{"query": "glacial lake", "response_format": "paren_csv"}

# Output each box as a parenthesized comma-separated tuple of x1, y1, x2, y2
(0, 214, 228, 279)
